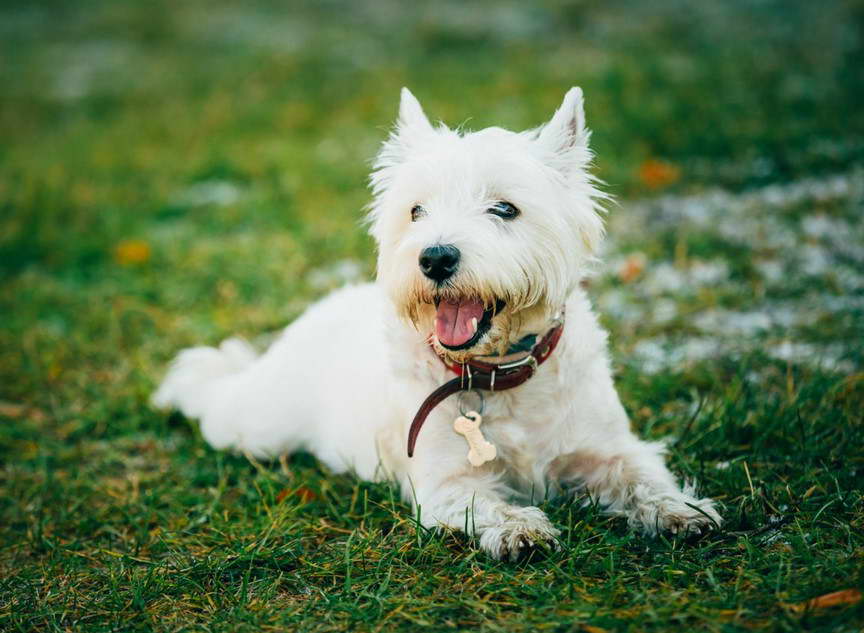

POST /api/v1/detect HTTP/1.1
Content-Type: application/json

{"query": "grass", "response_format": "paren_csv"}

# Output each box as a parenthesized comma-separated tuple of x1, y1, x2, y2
(1, 1, 863, 631)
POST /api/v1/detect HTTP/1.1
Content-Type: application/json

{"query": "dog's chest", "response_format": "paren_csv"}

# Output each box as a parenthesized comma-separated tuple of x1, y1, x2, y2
(480, 397, 562, 490)
(487, 420, 535, 474)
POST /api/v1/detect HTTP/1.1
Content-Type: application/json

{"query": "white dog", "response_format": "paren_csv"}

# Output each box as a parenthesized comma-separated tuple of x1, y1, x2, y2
(153, 88, 721, 561)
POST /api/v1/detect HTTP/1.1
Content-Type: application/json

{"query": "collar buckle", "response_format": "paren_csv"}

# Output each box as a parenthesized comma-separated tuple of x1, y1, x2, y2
(496, 353, 538, 374)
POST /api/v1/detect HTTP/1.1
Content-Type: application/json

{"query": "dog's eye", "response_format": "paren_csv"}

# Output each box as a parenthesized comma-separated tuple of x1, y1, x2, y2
(488, 201, 520, 220)
(410, 204, 426, 222)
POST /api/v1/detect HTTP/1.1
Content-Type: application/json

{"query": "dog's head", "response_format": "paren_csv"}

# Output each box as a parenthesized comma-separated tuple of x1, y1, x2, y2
(368, 88, 606, 362)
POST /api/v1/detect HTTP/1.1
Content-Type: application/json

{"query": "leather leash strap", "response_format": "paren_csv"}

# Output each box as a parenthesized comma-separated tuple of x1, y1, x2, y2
(407, 321, 564, 457)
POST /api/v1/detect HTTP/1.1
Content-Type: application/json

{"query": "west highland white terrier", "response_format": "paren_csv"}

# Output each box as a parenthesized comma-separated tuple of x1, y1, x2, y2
(153, 88, 721, 561)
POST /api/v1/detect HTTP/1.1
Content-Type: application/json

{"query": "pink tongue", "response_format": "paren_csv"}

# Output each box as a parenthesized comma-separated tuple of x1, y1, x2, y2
(435, 298, 486, 347)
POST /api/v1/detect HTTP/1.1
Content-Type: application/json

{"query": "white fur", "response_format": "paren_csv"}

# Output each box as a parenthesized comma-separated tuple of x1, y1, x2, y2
(153, 88, 721, 561)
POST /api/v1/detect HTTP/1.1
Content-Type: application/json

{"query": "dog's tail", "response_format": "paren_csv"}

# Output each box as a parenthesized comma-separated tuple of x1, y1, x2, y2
(151, 337, 258, 420)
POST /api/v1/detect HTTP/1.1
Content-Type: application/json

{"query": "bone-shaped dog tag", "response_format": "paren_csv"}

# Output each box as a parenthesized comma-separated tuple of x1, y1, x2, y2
(453, 411, 497, 467)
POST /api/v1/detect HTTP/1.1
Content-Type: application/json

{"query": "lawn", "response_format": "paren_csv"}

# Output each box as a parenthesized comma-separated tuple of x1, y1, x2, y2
(1, 1, 863, 631)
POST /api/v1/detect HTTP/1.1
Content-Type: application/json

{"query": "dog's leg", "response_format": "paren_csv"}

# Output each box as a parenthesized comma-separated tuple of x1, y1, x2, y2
(152, 338, 309, 459)
(550, 438, 721, 535)
(152, 338, 258, 420)
(407, 429, 560, 561)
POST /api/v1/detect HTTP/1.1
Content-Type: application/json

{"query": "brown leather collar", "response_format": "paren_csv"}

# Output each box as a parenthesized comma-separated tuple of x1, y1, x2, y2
(407, 319, 565, 457)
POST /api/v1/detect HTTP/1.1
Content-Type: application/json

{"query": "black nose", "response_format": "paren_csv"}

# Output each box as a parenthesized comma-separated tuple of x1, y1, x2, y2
(419, 244, 460, 282)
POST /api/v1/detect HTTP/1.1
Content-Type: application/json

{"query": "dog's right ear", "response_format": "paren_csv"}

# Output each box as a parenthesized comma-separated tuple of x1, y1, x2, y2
(397, 88, 435, 136)
(373, 89, 437, 177)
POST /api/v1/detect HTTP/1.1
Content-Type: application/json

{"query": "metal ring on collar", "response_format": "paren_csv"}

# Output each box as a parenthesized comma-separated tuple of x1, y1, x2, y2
(457, 389, 485, 416)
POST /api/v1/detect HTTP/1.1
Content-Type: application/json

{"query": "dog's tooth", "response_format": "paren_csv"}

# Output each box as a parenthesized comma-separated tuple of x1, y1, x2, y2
(471, 317, 478, 333)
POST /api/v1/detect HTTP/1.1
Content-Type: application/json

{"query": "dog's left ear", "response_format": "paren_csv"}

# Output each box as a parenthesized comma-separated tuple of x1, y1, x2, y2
(537, 88, 606, 258)
(536, 87, 589, 155)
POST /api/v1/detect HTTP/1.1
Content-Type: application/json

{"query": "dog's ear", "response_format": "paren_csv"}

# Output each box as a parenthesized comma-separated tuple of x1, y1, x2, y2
(369, 89, 438, 219)
(397, 88, 435, 136)
(537, 87, 588, 154)
(537, 88, 606, 259)
(373, 89, 437, 176)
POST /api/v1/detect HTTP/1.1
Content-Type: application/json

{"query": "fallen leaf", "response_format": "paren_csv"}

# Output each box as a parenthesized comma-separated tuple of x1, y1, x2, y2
(581, 625, 608, 633)
(0, 402, 26, 418)
(294, 486, 317, 503)
(639, 159, 680, 189)
(618, 252, 647, 283)
(787, 589, 862, 613)
(0, 401, 47, 422)
(217, 279, 238, 301)
(276, 486, 317, 504)
(114, 239, 151, 265)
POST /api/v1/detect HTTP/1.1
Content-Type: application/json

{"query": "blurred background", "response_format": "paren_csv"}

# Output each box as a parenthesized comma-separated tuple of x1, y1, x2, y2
(1, 1, 863, 629)
(2, 0, 862, 379)
(2, 1, 862, 378)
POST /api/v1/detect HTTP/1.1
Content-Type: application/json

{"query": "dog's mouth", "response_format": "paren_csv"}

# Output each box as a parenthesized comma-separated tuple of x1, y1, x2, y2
(434, 297, 505, 350)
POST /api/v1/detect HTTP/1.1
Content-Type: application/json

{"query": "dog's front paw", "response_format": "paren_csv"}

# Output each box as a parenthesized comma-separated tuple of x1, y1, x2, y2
(664, 498, 722, 536)
(479, 506, 561, 562)
(634, 493, 722, 536)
